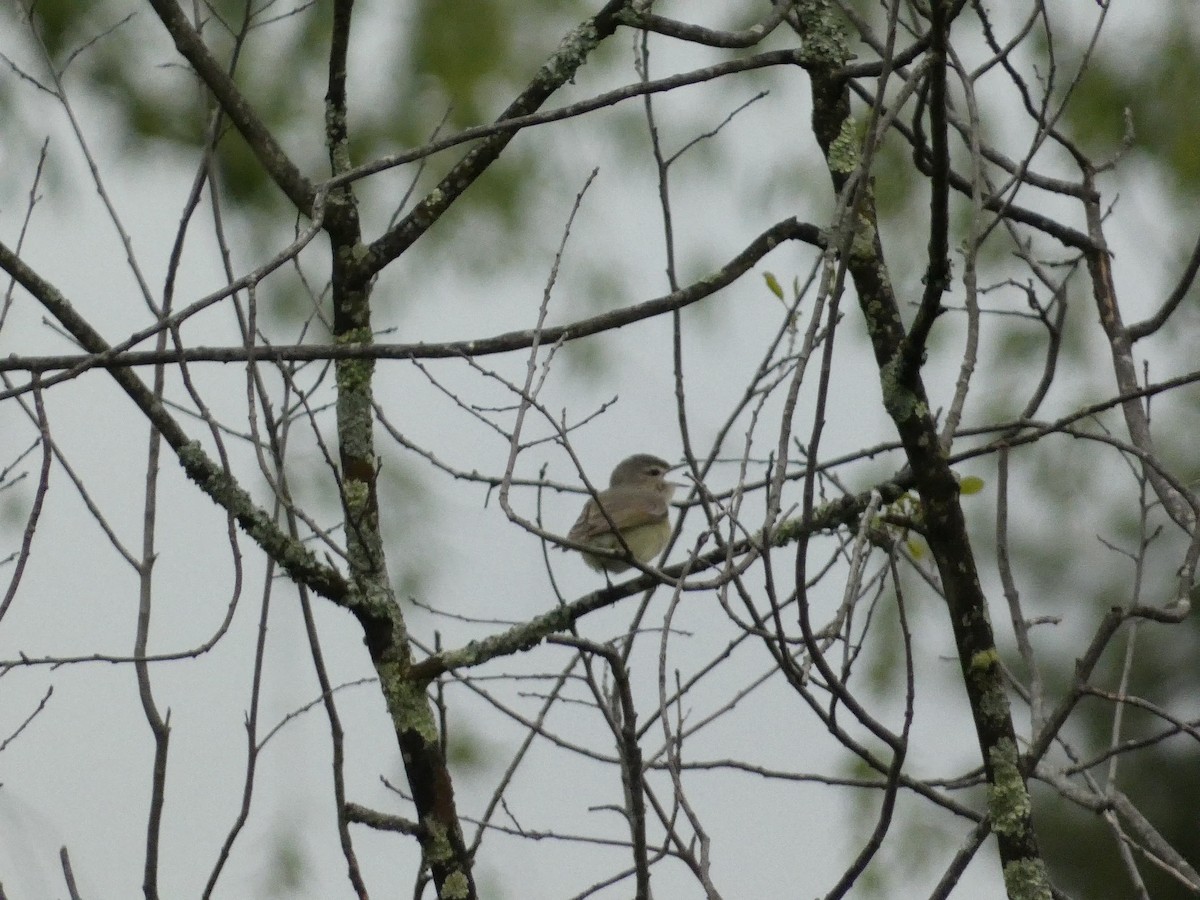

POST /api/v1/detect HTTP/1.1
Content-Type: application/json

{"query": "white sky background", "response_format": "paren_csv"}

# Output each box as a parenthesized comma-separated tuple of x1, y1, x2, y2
(0, 2, 1195, 898)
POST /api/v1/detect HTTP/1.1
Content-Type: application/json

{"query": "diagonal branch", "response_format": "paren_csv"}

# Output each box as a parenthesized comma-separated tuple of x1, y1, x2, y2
(326, 49, 806, 194)
(1125, 226, 1200, 341)
(144, 0, 317, 214)
(792, 1, 1052, 894)
(359, 0, 633, 281)
(904, 3, 951, 373)
(408, 480, 906, 683)
(0, 238, 349, 603)
(1, 216, 822, 378)
(1082, 170, 1197, 533)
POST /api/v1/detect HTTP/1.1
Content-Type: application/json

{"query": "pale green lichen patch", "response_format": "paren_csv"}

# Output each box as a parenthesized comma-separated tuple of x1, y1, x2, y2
(977, 680, 1011, 726)
(389, 678, 441, 745)
(343, 478, 370, 511)
(796, 0, 852, 68)
(335, 326, 376, 401)
(968, 648, 1013, 726)
(770, 517, 807, 547)
(1002, 858, 1053, 900)
(334, 242, 370, 266)
(970, 647, 1000, 674)
(336, 325, 373, 345)
(828, 117, 861, 176)
(987, 737, 1031, 838)
(544, 21, 599, 84)
(879, 355, 928, 422)
(964, 648, 1012, 724)
(423, 818, 454, 863)
(336, 365, 373, 397)
(847, 221, 877, 262)
(440, 870, 471, 900)
(849, 224, 888, 266)
(419, 820, 471, 897)
(427, 605, 574, 677)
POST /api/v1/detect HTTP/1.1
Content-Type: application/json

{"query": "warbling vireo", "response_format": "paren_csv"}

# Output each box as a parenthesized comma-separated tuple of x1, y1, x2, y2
(568, 454, 678, 573)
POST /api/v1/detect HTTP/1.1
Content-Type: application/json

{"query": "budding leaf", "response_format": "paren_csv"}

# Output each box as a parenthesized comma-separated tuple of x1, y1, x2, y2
(959, 475, 985, 495)
(763, 271, 784, 300)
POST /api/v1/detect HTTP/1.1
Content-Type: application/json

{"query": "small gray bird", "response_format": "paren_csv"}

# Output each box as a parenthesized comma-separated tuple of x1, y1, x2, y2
(568, 454, 678, 573)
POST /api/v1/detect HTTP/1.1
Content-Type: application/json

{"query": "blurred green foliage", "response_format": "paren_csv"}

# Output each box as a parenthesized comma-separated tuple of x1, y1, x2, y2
(264, 825, 310, 897)
(1066, 18, 1200, 193)
(3, 0, 598, 235)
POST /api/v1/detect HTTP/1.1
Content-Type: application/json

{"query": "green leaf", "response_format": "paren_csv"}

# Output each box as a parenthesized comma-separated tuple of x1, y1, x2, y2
(763, 271, 784, 300)
(958, 475, 985, 495)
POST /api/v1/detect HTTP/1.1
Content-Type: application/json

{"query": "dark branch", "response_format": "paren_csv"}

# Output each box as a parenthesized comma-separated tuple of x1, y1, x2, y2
(1, 218, 822, 378)
(144, 0, 317, 214)
(1126, 226, 1200, 341)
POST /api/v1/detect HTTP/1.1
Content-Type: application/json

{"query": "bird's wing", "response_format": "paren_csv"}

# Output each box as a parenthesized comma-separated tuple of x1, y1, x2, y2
(568, 487, 668, 542)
